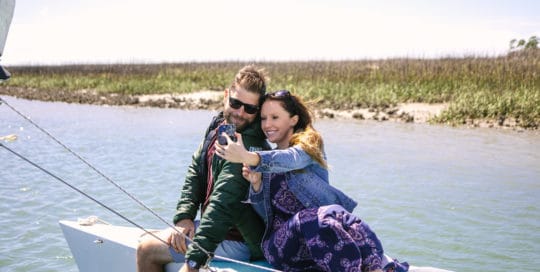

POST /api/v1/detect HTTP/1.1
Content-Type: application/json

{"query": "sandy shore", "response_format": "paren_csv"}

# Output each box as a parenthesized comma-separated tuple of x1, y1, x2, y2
(137, 92, 451, 123)
(0, 86, 527, 130)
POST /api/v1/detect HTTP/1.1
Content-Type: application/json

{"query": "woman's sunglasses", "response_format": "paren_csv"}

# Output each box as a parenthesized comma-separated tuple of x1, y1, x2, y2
(228, 96, 259, 114)
(266, 90, 297, 115)
(266, 90, 291, 98)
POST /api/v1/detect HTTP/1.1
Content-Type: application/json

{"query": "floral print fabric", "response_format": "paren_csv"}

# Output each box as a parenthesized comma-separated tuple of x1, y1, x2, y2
(262, 174, 384, 271)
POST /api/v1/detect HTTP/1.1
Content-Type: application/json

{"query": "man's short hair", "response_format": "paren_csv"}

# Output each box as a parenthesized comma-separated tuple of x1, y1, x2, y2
(232, 65, 268, 98)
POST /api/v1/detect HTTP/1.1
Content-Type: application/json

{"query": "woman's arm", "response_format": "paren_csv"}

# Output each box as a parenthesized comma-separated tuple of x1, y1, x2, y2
(215, 133, 319, 173)
(251, 145, 314, 173)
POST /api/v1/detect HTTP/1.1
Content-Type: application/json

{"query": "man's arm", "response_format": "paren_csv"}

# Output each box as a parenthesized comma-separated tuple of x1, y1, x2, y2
(184, 160, 250, 265)
(173, 142, 205, 224)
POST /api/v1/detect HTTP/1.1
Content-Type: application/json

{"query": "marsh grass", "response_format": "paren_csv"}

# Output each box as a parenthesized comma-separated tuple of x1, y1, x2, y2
(3, 51, 539, 128)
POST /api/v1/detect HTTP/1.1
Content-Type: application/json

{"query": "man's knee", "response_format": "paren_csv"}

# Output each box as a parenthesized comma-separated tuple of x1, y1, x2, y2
(137, 240, 152, 258)
(137, 238, 171, 264)
(137, 239, 156, 263)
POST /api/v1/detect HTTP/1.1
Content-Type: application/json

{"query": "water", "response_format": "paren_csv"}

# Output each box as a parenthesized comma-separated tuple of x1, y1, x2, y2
(1, 97, 539, 272)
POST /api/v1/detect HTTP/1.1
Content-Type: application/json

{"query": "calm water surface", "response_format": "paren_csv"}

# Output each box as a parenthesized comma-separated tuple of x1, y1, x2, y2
(1, 97, 539, 272)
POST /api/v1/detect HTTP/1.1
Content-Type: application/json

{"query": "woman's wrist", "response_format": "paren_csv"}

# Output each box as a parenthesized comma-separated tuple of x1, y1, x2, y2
(244, 152, 260, 166)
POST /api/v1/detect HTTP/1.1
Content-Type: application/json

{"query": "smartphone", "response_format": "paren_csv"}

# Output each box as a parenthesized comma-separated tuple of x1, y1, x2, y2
(217, 124, 237, 145)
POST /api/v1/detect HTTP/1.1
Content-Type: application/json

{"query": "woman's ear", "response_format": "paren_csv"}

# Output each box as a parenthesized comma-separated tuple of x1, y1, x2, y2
(290, 115, 299, 128)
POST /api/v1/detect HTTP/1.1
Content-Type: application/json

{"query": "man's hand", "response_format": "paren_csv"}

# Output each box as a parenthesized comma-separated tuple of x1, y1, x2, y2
(168, 219, 195, 254)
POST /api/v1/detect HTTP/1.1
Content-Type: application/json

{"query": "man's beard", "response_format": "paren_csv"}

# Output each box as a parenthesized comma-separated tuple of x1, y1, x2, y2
(224, 111, 250, 131)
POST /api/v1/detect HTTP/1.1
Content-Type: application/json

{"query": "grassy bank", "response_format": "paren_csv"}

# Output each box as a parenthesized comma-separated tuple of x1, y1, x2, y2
(2, 51, 539, 128)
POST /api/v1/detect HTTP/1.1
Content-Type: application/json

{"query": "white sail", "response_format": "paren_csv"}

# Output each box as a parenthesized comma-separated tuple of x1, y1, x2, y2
(0, 0, 16, 80)
(0, 0, 15, 56)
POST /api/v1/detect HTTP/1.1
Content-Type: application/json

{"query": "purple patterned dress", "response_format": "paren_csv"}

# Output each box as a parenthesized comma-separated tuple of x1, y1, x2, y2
(262, 173, 384, 272)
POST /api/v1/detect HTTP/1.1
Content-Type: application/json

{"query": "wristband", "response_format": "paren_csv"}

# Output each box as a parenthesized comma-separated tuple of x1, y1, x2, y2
(186, 259, 200, 269)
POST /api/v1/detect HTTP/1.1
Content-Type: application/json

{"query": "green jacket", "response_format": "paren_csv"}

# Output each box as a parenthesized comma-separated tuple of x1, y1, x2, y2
(173, 112, 267, 266)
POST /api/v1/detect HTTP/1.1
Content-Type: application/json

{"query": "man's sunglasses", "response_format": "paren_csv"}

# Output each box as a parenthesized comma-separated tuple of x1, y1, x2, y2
(228, 96, 259, 114)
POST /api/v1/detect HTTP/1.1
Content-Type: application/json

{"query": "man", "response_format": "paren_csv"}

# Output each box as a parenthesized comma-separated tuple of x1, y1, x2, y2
(137, 65, 269, 272)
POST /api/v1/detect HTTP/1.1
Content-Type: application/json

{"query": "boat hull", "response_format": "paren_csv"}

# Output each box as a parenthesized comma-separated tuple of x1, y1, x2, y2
(59, 220, 270, 271)
(59, 219, 453, 272)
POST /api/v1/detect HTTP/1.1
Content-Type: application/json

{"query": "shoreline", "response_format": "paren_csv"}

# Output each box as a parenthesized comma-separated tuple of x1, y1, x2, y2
(0, 86, 529, 131)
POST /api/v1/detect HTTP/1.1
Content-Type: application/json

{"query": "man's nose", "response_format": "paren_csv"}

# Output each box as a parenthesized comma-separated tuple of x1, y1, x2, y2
(237, 106, 250, 116)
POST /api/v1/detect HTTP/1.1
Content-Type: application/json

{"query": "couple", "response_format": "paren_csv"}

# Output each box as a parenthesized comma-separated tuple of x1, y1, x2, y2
(137, 65, 408, 272)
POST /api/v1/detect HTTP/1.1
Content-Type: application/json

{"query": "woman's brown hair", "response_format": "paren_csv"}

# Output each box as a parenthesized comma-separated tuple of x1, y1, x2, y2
(264, 90, 327, 168)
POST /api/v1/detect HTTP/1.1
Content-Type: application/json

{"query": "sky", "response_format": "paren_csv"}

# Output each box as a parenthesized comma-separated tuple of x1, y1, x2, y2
(2, 0, 539, 65)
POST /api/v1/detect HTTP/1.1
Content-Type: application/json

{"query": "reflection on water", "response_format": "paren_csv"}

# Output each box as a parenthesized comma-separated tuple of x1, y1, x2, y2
(1, 97, 539, 272)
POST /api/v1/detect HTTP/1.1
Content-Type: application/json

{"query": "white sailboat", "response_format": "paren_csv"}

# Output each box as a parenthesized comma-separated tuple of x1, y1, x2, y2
(59, 216, 454, 272)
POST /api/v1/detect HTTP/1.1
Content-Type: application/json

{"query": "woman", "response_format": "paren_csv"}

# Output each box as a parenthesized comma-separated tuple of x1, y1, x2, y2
(216, 90, 407, 272)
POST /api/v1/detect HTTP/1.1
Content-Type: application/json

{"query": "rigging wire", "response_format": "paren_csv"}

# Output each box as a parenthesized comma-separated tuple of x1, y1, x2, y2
(0, 98, 180, 232)
(0, 142, 168, 246)
(0, 143, 279, 272)
(0, 97, 280, 272)
(0, 97, 209, 256)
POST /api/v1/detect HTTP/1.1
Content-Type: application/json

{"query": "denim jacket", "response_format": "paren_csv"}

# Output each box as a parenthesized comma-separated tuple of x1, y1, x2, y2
(247, 145, 358, 235)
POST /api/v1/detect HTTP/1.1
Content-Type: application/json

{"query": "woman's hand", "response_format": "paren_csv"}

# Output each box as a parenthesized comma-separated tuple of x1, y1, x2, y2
(242, 163, 262, 192)
(215, 132, 247, 163)
(215, 133, 260, 166)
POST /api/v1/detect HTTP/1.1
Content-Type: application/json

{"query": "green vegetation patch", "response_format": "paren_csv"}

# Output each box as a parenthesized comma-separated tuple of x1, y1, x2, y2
(2, 50, 539, 128)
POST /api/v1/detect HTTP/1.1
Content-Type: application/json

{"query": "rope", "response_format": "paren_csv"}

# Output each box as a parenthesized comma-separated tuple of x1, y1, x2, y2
(0, 97, 280, 272)
(0, 134, 17, 142)
(77, 215, 111, 226)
